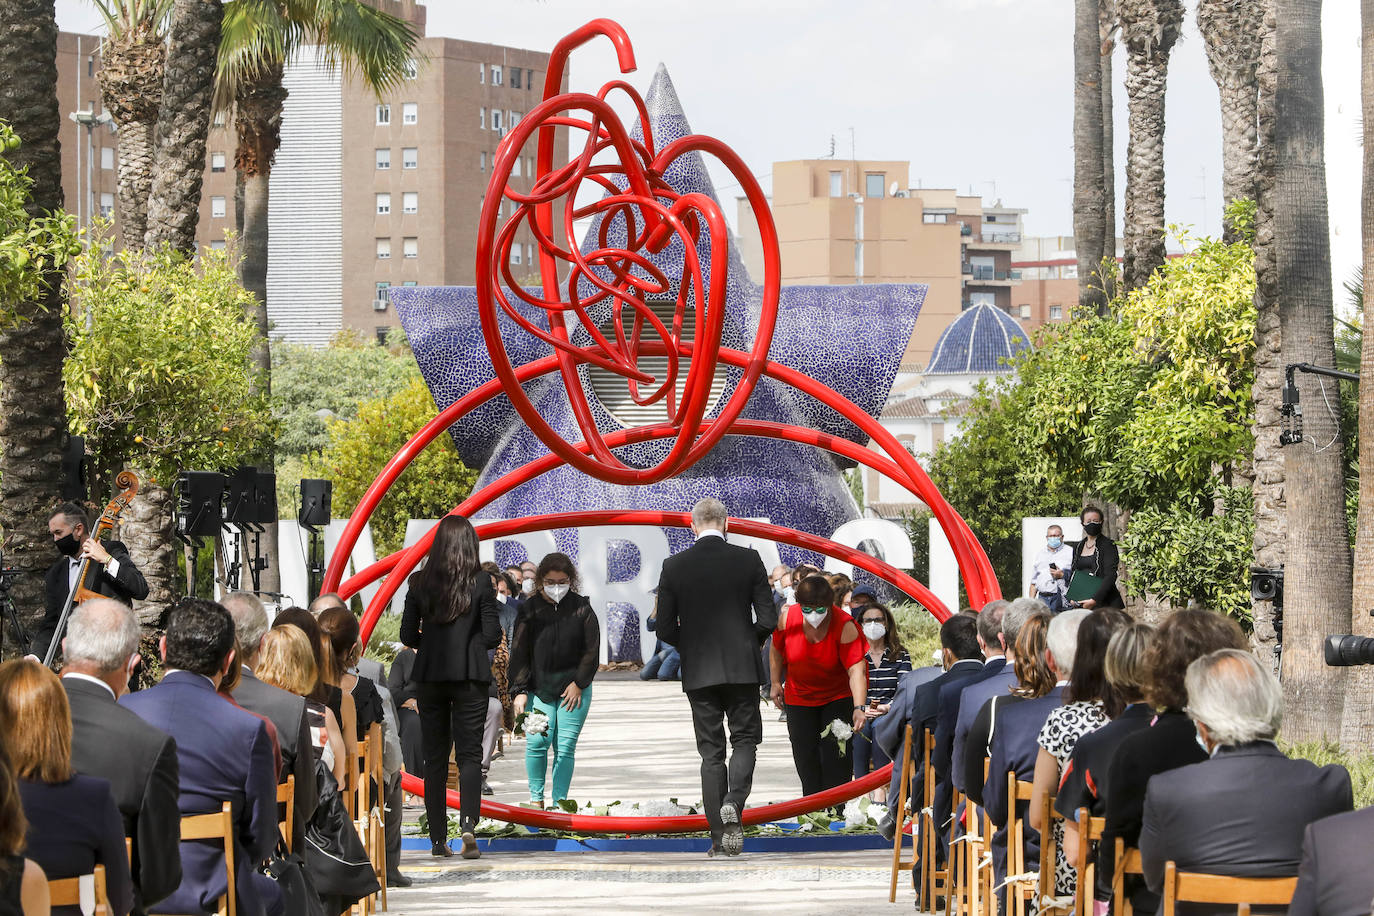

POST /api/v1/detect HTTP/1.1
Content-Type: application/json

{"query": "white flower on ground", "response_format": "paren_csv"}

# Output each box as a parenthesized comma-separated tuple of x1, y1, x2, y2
(843, 799, 869, 828)
(868, 803, 888, 824)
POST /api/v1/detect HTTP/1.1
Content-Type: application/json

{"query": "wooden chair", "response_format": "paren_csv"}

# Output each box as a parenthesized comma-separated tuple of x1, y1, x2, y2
(48, 864, 109, 916)
(956, 789, 988, 916)
(351, 723, 387, 916)
(1111, 840, 1144, 916)
(1035, 790, 1072, 916)
(276, 775, 295, 850)
(180, 802, 236, 916)
(981, 762, 996, 915)
(918, 730, 953, 915)
(1071, 807, 1105, 916)
(1159, 861, 1298, 916)
(888, 724, 918, 903)
(1005, 776, 1039, 916)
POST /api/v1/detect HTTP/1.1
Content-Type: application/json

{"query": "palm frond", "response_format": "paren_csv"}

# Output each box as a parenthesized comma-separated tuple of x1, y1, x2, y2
(90, 0, 173, 39)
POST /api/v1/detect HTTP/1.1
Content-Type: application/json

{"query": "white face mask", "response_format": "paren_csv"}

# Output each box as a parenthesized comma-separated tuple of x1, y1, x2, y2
(802, 609, 828, 628)
(544, 583, 570, 603)
(862, 621, 887, 641)
(521, 578, 536, 595)
(496, 593, 508, 604)
(782, 586, 796, 604)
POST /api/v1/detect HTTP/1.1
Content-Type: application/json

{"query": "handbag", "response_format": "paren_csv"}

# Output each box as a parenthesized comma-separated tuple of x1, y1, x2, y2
(262, 838, 327, 916)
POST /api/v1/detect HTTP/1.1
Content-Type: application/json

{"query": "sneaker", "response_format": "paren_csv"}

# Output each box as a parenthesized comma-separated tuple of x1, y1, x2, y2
(460, 831, 480, 859)
(519, 800, 544, 810)
(719, 802, 743, 856)
(481, 781, 494, 796)
(430, 842, 452, 858)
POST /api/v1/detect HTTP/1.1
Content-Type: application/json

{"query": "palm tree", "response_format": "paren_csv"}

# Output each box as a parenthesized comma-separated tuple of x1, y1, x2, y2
(1118, 0, 1183, 291)
(0, 0, 70, 632)
(1073, 0, 1108, 312)
(144, 0, 221, 252)
(91, 0, 172, 250)
(1196, 0, 1263, 238)
(214, 0, 416, 594)
(1100, 0, 1118, 302)
(1272, 0, 1350, 743)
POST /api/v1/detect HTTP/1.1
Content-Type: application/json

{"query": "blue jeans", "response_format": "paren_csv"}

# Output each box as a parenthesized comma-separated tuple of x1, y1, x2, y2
(852, 717, 892, 778)
(640, 643, 681, 680)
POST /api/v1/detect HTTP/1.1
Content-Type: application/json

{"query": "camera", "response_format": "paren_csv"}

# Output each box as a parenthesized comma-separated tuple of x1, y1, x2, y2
(1325, 635, 1374, 667)
(1250, 565, 1284, 605)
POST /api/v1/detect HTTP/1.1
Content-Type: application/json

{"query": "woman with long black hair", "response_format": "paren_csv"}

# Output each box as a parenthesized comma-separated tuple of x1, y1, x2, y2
(400, 515, 502, 859)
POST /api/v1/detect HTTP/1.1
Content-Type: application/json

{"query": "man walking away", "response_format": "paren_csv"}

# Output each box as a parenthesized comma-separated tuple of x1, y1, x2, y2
(656, 498, 777, 857)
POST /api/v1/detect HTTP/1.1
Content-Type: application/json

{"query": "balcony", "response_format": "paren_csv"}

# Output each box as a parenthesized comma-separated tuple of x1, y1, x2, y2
(965, 267, 1022, 285)
(971, 229, 1022, 248)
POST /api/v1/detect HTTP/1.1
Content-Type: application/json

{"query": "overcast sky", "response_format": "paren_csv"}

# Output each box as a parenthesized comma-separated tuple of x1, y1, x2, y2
(55, 0, 1364, 296)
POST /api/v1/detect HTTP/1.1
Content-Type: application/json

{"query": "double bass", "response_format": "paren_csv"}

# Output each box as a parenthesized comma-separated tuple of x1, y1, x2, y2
(42, 470, 140, 668)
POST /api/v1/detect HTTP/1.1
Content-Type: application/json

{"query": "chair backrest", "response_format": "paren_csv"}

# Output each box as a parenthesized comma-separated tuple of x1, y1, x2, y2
(1007, 777, 1038, 916)
(1113, 839, 1143, 916)
(1159, 861, 1298, 916)
(277, 774, 296, 849)
(48, 864, 108, 916)
(1073, 808, 1106, 916)
(1036, 790, 1060, 910)
(181, 801, 236, 916)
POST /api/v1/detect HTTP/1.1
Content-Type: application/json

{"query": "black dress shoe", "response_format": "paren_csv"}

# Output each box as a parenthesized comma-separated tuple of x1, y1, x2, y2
(431, 842, 453, 857)
(877, 811, 897, 843)
(482, 780, 494, 795)
(719, 802, 744, 856)
(387, 872, 413, 888)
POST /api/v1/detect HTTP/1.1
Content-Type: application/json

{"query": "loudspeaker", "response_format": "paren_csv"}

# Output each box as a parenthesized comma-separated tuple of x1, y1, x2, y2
(177, 471, 226, 538)
(298, 479, 332, 528)
(254, 472, 277, 524)
(61, 435, 87, 501)
(223, 466, 257, 524)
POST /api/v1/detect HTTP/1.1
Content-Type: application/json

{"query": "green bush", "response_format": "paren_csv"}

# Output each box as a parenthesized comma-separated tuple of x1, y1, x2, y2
(889, 602, 942, 669)
(1283, 740, 1374, 807)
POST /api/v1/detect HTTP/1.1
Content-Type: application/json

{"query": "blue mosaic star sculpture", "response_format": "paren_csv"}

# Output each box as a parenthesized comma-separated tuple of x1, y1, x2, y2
(390, 65, 926, 576)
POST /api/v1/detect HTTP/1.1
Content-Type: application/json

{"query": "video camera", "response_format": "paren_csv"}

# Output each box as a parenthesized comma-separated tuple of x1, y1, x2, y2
(1325, 634, 1374, 667)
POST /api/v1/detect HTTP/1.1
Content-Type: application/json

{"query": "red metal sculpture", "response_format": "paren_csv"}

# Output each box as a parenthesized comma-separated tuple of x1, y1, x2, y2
(323, 19, 1001, 834)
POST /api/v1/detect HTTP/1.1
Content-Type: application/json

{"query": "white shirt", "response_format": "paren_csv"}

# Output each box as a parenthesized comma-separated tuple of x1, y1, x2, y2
(695, 529, 725, 541)
(61, 671, 116, 700)
(67, 555, 120, 595)
(1030, 544, 1074, 594)
(983, 654, 1005, 667)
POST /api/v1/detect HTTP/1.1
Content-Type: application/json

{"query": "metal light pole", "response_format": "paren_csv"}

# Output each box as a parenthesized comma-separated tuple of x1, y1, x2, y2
(68, 108, 112, 241)
(848, 193, 864, 283)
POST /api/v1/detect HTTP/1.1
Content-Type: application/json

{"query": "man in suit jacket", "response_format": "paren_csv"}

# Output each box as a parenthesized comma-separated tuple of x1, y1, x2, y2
(32, 502, 149, 663)
(1289, 806, 1374, 916)
(222, 592, 318, 853)
(60, 599, 181, 913)
(933, 600, 1010, 783)
(655, 498, 777, 857)
(1141, 650, 1352, 900)
(123, 599, 283, 916)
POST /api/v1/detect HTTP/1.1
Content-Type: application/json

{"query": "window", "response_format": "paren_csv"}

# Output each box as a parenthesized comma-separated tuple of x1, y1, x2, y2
(402, 102, 417, 124)
(491, 65, 502, 86)
(403, 58, 418, 80)
(1019, 304, 1031, 319)
(527, 69, 535, 89)
(375, 326, 390, 344)
(828, 171, 842, 198)
(403, 237, 417, 259)
(211, 196, 226, 218)
(87, 57, 94, 77)
(376, 237, 391, 259)
(970, 291, 996, 307)
(402, 192, 418, 214)
(375, 148, 390, 170)
(865, 173, 885, 198)
(210, 150, 225, 172)
(512, 246, 522, 265)
(376, 103, 390, 125)
(511, 68, 522, 89)
(513, 156, 521, 178)
(402, 147, 417, 169)
(375, 281, 390, 303)
(491, 109, 502, 133)
(376, 193, 391, 214)
(480, 151, 486, 172)
(209, 239, 226, 251)
(99, 192, 114, 218)
(509, 111, 521, 128)
(479, 107, 486, 129)
(923, 212, 948, 224)
(478, 63, 485, 84)
(101, 147, 115, 170)
(402, 280, 417, 287)
(1050, 305, 1064, 320)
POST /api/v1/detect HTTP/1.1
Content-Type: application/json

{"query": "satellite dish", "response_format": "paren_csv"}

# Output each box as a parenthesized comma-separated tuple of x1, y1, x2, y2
(889, 180, 900, 198)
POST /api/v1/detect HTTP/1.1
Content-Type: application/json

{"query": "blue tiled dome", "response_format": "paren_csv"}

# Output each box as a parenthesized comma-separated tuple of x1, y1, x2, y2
(925, 303, 1031, 374)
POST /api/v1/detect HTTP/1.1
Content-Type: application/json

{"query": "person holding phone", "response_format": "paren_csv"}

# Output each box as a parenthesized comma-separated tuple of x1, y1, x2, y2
(1066, 506, 1124, 609)
(1029, 524, 1075, 612)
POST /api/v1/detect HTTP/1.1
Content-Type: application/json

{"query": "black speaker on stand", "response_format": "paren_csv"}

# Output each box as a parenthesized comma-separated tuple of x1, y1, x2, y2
(298, 479, 332, 603)
(176, 471, 227, 598)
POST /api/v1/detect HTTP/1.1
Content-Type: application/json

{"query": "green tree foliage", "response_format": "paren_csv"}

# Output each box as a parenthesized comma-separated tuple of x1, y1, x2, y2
(306, 377, 477, 555)
(0, 120, 78, 323)
(64, 241, 274, 485)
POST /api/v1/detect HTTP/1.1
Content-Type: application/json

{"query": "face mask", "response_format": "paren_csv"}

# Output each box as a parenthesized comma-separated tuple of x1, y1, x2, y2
(1047, 537, 1062, 549)
(55, 533, 80, 557)
(544, 583, 570, 603)
(1083, 521, 1103, 537)
(521, 578, 536, 595)
(802, 608, 828, 628)
(862, 621, 887, 641)
(782, 586, 795, 604)
(497, 593, 508, 604)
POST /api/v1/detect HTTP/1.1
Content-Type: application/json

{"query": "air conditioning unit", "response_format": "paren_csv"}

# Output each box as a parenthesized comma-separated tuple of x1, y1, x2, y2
(372, 299, 388, 311)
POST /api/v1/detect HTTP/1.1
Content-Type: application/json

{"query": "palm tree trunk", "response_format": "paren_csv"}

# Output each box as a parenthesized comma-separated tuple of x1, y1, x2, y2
(1074, 0, 1108, 312)
(97, 23, 163, 251)
(1249, 0, 1282, 674)
(1198, 0, 1262, 238)
(144, 0, 221, 252)
(121, 481, 177, 626)
(1100, 0, 1118, 303)
(1120, 0, 1184, 291)
(114, 117, 154, 248)
(0, 0, 70, 644)
(1342, 0, 1374, 750)
(1273, 0, 1350, 743)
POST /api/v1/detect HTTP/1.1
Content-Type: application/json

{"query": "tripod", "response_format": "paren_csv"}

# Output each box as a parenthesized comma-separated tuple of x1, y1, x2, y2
(0, 570, 29, 657)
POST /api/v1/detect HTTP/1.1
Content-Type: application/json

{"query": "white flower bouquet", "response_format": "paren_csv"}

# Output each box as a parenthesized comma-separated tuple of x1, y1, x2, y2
(515, 710, 549, 737)
(821, 718, 853, 753)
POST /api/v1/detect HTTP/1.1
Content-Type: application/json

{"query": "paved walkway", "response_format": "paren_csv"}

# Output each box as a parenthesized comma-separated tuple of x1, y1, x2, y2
(385, 672, 916, 913)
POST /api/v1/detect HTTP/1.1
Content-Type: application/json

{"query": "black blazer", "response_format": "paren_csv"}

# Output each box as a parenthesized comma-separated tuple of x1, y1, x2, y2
(1290, 805, 1374, 916)
(654, 534, 777, 692)
(62, 676, 180, 912)
(1068, 535, 1123, 608)
(399, 573, 502, 683)
(20, 775, 134, 916)
(232, 668, 319, 851)
(35, 540, 149, 661)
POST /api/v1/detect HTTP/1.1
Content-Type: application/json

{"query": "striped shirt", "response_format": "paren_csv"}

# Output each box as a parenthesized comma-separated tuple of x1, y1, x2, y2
(865, 647, 912, 705)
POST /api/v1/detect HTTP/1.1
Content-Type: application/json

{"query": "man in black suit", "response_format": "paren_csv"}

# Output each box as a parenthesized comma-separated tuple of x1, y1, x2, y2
(655, 497, 777, 858)
(60, 598, 181, 914)
(1141, 649, 1352, 902)
(222, 592, 318, 852)
(1290, 805, 1374, 916)
(32, 501, 148, 663)
(933, 600, 1010, 781)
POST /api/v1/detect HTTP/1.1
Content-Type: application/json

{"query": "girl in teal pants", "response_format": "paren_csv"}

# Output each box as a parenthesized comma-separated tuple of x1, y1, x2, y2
(508, 552, 601, 806)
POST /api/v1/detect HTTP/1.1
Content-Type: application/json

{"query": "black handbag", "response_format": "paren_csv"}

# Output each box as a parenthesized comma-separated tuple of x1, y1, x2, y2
(304, 762, 382, 903)
(262, 839, 327, 916)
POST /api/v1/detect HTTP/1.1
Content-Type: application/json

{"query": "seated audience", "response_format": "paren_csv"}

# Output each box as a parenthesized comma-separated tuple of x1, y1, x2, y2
(1030, 607, 1129, 898)
(1140, 649, 1352, 903)
(1101, 609, 1250, 914)
(256, 626, 347, 784)
(59, 599, 181, 911)
(1289, 805, 1374, 916)
(217, 639, 282, 779)
(0, 742, 49, 916)
(853, 603, 911, 801)
(933, 600, 1010, 793)
(276, 607, 359, 767)
(0, 660, 133, 916)
(120, 600, 282, 916)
